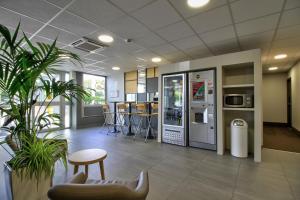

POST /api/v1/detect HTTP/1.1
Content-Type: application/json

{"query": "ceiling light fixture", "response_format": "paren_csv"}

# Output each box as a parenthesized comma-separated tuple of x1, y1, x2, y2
(274, 54, 287, 59)
(187, 0, 210, 8)
(268, 67, 278, 71)
(152, 57, 162, 63)
(112, 66, 120, 71)
(98, 34, 114, 43)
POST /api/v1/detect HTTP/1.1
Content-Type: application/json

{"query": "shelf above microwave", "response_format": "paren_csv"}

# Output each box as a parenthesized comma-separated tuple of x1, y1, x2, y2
(222, 84, 254, 88)
(223, 107, 254, 111)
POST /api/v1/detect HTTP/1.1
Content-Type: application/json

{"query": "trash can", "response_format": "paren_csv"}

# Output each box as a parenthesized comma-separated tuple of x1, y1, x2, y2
(231, 119, 248, 158)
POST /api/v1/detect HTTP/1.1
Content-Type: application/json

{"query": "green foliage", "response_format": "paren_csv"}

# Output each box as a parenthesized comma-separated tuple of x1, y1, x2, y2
(83, 88, 105, 105)
(8, 133, 67, 182)
(0, 23, 89, 180)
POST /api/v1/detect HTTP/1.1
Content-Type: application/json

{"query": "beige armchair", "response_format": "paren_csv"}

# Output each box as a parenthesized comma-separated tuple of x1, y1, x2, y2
(48, 171, 149, 200)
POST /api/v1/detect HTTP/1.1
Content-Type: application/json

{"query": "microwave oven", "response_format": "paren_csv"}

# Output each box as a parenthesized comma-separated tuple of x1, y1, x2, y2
(223, 94, 253, 108)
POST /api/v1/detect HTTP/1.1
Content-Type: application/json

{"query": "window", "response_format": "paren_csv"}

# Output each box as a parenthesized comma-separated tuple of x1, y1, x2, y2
(83, 74, 106, 105)
(33, 71, 71, 130)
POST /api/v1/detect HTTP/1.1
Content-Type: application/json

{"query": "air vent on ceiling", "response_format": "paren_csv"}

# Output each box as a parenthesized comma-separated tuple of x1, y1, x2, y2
(71, 37, 108, 52)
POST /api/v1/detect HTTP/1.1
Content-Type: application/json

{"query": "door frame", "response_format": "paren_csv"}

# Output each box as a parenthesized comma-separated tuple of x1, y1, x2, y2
(287, 77, 292, 127)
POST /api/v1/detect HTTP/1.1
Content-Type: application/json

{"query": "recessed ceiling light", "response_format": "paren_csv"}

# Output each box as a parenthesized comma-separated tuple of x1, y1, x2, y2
(187, 0, 210, 8)
(152, 57, 162, 63)
(274, 54, 287, 59)
(112, 66, 120, 71)
(268, 67, 278, 71)
(98, 34, 114, 43)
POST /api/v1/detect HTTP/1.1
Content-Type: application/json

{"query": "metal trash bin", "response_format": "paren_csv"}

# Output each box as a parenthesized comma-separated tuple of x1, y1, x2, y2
(231, 119, 248, 158)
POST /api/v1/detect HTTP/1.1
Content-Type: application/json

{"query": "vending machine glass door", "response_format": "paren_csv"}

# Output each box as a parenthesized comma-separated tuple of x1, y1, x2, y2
(163, 74, 185, 127)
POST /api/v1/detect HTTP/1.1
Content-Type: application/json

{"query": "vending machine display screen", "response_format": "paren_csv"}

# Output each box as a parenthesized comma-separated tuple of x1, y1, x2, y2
(192, 81, 205, 101)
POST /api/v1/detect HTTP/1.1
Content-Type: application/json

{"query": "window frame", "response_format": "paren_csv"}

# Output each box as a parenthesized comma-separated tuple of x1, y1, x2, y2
(82, 73, 107, 107)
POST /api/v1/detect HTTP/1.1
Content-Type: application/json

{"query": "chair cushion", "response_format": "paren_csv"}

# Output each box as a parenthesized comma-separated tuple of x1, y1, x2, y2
(86, 179, 138, 190)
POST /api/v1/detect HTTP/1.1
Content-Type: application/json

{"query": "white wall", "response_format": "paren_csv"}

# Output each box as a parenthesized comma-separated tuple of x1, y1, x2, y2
(263, 73, 287, 123)
(288, 61, 300, 131)
(107, 72, 124, 111)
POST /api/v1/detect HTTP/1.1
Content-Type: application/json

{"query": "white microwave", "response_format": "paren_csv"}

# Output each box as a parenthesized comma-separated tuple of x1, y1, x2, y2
(223, 94, 253, 108)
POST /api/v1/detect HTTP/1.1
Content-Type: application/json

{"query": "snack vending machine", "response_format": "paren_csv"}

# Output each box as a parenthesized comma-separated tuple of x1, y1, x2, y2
(162, 74, 186, 146)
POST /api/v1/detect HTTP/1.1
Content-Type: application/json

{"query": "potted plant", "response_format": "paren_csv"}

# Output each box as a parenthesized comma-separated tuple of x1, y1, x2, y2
(0, 23, 89, 200)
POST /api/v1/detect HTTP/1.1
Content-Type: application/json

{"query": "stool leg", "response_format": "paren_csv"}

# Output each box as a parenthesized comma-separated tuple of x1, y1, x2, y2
(85, 165, 89, 177)
(145, 116, 151, 143)
(99, 161, 105, 180)
(74, 165, 79, 174)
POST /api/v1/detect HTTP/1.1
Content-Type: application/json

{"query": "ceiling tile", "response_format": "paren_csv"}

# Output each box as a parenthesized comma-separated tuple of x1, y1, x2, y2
(284, 0, 300, 10)
(231, 0, 284, 23)
(207, 38, 240, 55)
(31, 35, 66, 48)
(46, 0, 72, 8)
(84, 65, 105, 71)
(133, 49, 158, 61)
(82, 58, 98, 65)
(37, 25, 80, 45)
(239, 31, 273, 50)
(188, 6, 232, 34)
(172, 35, 205, 50)
(276, 24, 300, 40)
(236, 14, 280, 36)
(132, 0, 181, 30)
(50, 11, 98, 36)
(200, 25, 236, 43)
(84, 29, 118, 47)
(0, 7, 43, 34)
(156, 21, 194, 42)
(183, 46, 212, 58)
(0, 0, 59, 22)
(63, 46, 89, 57)
(84, 53, 106, 61)
(150, 44, 178, 55)
(164, 51, 187, 62)
(111, 42, 144, 54)
(104, 16, 149, 39)
(268, 46, 300, 62)
(110, 0, 153, 12)
(279, 7, 300, 28)
(67, 0, 125, 26)
(272, 36, 300, 49)
(134, 32, 166, 48)
(169, 0, 227, 18)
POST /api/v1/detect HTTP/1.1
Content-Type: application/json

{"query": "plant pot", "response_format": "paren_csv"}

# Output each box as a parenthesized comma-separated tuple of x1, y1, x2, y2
(4, 163, 51, 200)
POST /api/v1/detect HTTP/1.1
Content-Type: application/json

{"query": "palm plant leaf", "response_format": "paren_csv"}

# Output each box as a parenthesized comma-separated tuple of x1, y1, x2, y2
(0, 23, 90, 181)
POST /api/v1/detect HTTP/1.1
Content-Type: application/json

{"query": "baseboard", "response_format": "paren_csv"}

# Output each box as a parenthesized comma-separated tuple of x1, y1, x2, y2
(291, 126, 300, 135)
(263, 122, 288, 127)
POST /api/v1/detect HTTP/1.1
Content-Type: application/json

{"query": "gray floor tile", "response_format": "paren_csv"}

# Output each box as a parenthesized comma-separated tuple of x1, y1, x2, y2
(0, 127, 299, 200)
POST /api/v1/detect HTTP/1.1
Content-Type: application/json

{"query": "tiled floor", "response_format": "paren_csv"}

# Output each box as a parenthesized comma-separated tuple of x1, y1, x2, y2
(1, 127, 300, 200)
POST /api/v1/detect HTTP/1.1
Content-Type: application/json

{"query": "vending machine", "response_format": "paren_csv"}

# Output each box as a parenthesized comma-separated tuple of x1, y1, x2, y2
(162, 69, 216, 150)
(189, 70, 216, 150)
(162, 74, 186, 146)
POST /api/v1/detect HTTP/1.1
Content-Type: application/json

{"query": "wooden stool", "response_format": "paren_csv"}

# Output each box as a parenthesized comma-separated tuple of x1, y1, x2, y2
(68, 149, 107, 180)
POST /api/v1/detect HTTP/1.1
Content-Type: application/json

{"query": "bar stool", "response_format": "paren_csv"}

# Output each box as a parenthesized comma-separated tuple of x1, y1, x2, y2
(131, 103, 147, 140)
(117, 103, 135, 135)
(149, 103, 158, 139)
(101, 104, 114, 134)
(138, 103, 158, 142)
